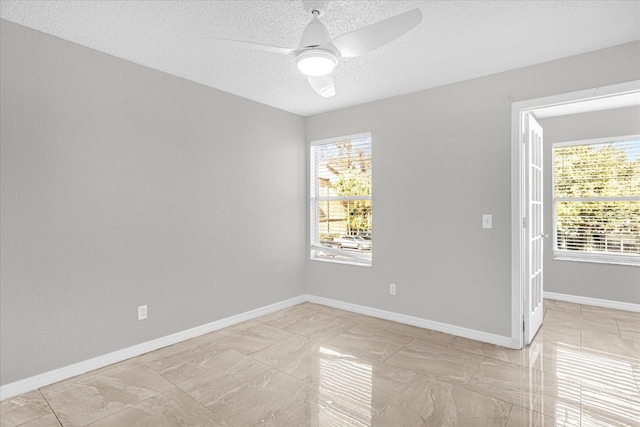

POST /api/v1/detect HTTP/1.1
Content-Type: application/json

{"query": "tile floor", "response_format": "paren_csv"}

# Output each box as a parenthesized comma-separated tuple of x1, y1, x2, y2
(1, 300, 639, 426)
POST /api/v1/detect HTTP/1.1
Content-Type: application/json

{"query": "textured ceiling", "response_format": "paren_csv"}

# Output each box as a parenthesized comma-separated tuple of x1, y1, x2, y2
(1, 1, 639, 116)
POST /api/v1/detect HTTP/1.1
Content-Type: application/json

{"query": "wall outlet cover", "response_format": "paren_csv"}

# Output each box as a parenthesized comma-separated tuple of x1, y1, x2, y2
(138, 305, 147, 321)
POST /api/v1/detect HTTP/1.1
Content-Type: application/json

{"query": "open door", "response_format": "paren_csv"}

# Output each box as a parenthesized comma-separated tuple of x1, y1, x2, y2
(524, 112, 544, 345)
(512, 81, 639, 350)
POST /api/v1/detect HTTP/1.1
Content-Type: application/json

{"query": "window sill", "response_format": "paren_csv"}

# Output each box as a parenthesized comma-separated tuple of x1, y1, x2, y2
(553, 251, 640, 267)
(311, 256, 372, 268)
(310, 245, 372, 267)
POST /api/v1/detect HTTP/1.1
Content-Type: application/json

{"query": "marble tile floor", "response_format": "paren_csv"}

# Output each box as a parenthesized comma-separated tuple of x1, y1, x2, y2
(2, 299, 639, 426)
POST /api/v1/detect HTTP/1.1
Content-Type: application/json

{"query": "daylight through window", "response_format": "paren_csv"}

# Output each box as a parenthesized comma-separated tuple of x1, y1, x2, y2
(553, 136, 640, 265)
(310, 134, 372, 266)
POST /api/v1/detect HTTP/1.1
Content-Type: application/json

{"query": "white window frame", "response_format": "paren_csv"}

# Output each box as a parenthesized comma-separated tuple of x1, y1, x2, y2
(310, 133, 372, 267)
(552, 134, 640, 266)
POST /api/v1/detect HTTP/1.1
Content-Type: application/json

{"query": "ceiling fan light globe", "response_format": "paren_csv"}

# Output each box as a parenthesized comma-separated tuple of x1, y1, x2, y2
(296, 50, 336, 76)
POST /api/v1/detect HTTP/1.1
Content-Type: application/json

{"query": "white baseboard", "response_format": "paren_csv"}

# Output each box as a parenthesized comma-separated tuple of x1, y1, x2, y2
(305, 295, 514, 348)
(2, 293, 518, 401)
(544, 291, 640, 313)
(0, 295, 306, 401)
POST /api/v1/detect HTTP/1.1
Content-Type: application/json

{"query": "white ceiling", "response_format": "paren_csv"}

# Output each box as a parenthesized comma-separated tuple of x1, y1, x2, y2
(1, 1, 639, 116)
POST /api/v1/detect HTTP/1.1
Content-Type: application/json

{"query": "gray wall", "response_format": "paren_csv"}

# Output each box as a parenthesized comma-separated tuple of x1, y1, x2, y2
(0, 20, 306, 385)
(539, 107, 640, 304)
(306, 41, 640, 337)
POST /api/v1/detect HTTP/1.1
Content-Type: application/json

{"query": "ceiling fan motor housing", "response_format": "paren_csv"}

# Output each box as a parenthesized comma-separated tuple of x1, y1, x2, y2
(299, 15, 332, 49)
(297, 1, 336, 77)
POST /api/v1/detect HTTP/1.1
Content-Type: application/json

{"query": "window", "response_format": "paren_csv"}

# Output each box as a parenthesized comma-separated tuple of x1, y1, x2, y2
(553, 135, 640, 265)
(310, 133, 372, 266)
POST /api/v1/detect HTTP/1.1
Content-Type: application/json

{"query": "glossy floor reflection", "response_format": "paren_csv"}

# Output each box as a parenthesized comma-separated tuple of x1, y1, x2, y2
(2, 299, 639, 426)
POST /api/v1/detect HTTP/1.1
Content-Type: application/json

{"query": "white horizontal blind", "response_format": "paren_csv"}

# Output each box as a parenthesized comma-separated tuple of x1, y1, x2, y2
(310, 134, 372, 266)
(553, 136, 640, 265)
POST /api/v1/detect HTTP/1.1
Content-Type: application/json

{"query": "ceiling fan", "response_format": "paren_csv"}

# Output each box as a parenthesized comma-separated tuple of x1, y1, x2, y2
(208, 0, 423, 98)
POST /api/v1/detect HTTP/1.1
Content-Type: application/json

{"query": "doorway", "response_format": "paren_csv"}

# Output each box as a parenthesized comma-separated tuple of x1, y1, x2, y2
(510, 80, 640, 349)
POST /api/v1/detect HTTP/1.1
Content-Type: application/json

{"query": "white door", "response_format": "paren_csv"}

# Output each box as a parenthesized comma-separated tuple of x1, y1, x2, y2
(524, 113, 544, 345)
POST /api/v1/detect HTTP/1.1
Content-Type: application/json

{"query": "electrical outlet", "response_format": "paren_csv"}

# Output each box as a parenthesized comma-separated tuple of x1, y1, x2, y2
(389, 283, 396, 295)
(138, 305, 147, 321)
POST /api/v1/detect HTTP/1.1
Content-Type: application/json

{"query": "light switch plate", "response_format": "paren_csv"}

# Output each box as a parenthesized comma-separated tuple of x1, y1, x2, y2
(482, 214, 492, 229)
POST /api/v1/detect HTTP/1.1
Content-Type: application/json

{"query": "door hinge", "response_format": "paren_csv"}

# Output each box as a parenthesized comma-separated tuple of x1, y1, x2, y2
(522, 217, 527, 228)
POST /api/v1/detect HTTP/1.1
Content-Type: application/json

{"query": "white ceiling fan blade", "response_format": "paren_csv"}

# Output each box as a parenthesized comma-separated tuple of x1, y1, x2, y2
(308, 75, 335, 97)
(329, 8, 423, 58)
(205, 38, 296, 56)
